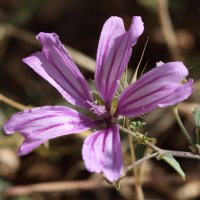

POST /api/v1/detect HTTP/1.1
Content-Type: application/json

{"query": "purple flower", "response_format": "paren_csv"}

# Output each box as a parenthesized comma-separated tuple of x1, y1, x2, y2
(3, 16, 194, 182)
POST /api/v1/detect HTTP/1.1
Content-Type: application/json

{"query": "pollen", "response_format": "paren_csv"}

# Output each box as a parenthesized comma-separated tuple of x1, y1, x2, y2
(87, 101, 106, 117)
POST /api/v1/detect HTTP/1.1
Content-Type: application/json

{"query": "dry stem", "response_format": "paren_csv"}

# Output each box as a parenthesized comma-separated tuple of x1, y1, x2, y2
(126, 118, 145, 200)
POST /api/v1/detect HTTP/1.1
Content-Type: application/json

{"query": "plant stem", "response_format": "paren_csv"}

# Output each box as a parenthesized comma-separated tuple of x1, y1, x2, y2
(118, 124, 140, 138)
(162, 149, 200, 159)
(145, 140, 200, 160)
(127, 152, 158, 171)
(140, 139, 157, 182)
(144, 140, 161, 152)
(156, 0, 183, 61)
(127, 147, 200, 172)
(119, 125, 200, 160)
(171, 105, 198, 153)
(125, 118, 145, 200)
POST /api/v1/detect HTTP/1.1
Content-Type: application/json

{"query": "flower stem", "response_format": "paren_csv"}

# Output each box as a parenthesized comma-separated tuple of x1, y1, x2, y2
(126, 147, 200, 172)
(125, 118, 145, 200)
(127, 152, 158, 171)
(145, 140, 200, 160)
(171, 105, 198, 153)
(118, 124, 140, 138)
(119, 125, 200, 160)
(162, 149, 200, 159)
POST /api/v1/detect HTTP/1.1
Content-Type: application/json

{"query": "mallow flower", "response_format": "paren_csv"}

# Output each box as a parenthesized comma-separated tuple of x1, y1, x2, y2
(3, 16, 194, 182)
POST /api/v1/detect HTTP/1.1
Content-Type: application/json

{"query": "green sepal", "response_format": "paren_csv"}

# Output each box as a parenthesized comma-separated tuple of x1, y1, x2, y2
(104, 178, 113, 185)
(100, 173, 113, 185)
(193, 107, 200, 129)
(110, 96, 118, 115)
(80, 109, 96, 119)
(101, 161, 127, 190)
(115, 180, 121, 190)
(92, 91, 104, 106)
(180, 78, 187, 85)
(161, 153, 185, 180)
(114, 161, 127, 190)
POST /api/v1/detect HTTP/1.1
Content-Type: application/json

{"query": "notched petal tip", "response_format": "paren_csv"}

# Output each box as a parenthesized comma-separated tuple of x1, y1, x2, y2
(95, 15, 144, 111)
(36, 32, 60, 46)
(131, 16, 144, 37)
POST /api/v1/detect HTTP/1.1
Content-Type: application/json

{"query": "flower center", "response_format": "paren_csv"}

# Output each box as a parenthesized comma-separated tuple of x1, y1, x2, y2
(87, 101, 118, 127)
(87, 101, 106, 118)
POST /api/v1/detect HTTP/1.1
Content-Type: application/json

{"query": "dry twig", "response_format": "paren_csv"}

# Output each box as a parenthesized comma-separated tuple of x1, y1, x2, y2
(0, 23, 96, 72)
(1, 173, 200, 197)
(156, 0, 183, 61)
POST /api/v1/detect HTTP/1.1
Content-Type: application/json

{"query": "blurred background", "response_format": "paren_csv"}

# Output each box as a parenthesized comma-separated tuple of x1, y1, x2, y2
(0, 0, 200, 199)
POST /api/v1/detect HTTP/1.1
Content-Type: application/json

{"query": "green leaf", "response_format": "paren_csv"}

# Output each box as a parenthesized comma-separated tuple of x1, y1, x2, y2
(162, 153, 185, 180)
(193, 107, 200, 128)
(130, 121, 146, 131)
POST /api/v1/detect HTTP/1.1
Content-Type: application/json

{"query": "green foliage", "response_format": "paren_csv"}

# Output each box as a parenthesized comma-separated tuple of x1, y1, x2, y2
(142, 132, 154, 142)
(161, 153, 185, 180)
(130, 121, 146, 131)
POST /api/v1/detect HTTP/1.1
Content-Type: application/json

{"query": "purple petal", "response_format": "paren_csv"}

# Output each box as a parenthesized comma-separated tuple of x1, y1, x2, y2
(115, 62, 195, 117)
(23, 32, 93, 109)
(95, 16, 144, 111)
(82, 125, 123, 182)
(4, 106, 100, 156)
